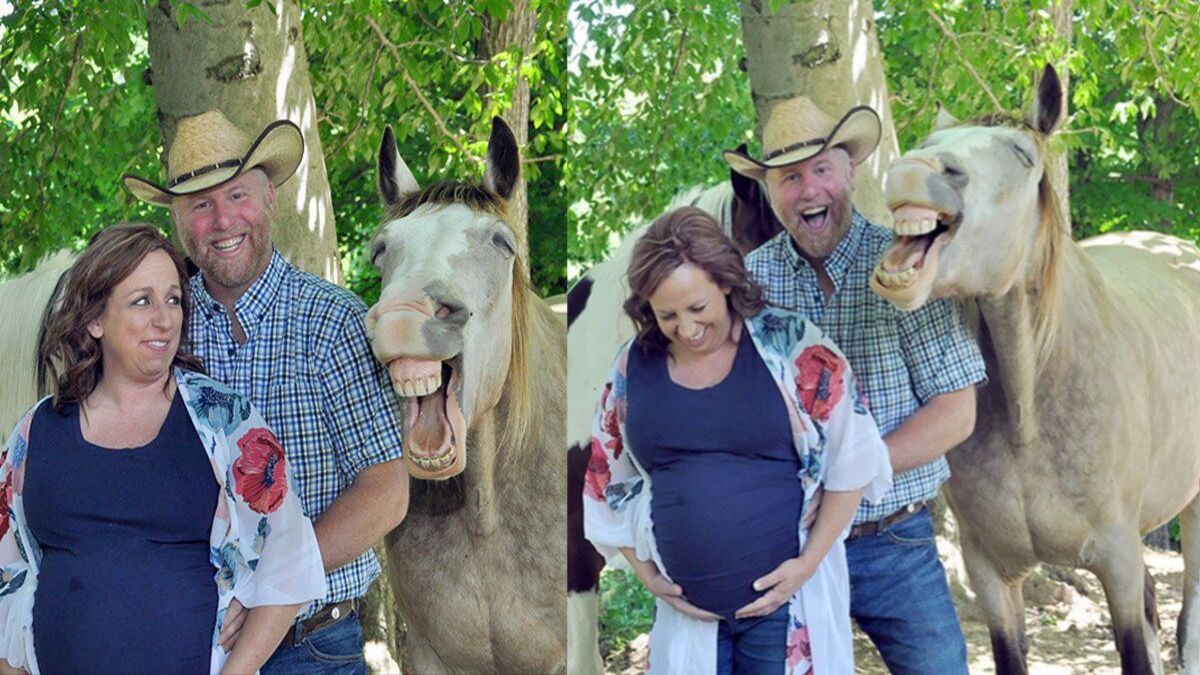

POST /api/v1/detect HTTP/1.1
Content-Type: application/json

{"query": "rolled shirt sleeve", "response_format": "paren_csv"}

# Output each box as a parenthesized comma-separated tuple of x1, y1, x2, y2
(898, 297, 987, 403)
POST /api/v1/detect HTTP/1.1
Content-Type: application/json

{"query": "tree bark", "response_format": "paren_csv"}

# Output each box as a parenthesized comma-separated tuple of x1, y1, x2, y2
(737, 0, 899, 225)
(480, 0, 536, 270)
(144, 0, 341, 283)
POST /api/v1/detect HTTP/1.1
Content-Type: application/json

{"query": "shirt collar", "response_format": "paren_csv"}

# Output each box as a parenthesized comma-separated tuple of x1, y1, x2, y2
(191, 249, 286, 331)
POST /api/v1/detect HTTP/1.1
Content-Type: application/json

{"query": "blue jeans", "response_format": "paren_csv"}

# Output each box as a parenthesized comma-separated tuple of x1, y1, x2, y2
(260, 610, 367, 675)
(846, 507, 968, 675)
(716, 603, 789, 675)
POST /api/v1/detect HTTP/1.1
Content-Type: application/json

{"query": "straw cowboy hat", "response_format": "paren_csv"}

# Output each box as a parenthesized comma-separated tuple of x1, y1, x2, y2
(723, 97, 881, 180)
(122, 110, 303, 206)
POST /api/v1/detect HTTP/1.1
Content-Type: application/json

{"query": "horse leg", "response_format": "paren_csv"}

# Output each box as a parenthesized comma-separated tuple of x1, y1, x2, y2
(961, 533, 1027, 674)
(567, 441, 605, 675)
(1090, 531, 1162, 675)
(1177, 495, 1200, 675)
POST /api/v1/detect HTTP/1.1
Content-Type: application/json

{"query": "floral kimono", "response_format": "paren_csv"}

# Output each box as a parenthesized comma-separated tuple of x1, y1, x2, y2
(0, 368, 327, 674)
(584, 307, 892, 674)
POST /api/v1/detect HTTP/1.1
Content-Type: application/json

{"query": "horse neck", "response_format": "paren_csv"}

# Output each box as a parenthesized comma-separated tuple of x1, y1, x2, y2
(976, 226, 1103, 446)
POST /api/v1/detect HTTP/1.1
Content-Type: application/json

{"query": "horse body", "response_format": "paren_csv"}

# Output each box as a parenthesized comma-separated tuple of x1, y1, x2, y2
(0, 251, 73, 433)
(371, 118, 566, 672)
(871, 65, 1200, 674)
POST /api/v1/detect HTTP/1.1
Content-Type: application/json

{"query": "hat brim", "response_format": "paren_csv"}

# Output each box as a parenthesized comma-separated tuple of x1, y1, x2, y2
(723, 106, 882, 180)
(122, 119, 304, 207)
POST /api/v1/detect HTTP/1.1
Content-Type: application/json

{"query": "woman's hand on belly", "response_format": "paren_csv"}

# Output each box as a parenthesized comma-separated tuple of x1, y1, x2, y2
(0, 659, 29, 675)
(733, 555, 817, 619)
(621, 547, 720, 622)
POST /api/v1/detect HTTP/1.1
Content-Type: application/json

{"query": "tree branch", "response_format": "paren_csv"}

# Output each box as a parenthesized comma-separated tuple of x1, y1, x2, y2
(39, 33, 85, 214)
(366, 15, 480, 164)
(1136, 11, 1187, 107)
(327, 43, 384, 158)
(925, 9, 1004, 114)
(649, 25, 687, 183)
(522, 154, 560, 164)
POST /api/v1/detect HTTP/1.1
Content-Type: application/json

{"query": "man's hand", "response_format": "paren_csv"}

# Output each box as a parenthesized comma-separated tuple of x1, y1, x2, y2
(218, 598, 248, 651)
(734, 556, 817, 619)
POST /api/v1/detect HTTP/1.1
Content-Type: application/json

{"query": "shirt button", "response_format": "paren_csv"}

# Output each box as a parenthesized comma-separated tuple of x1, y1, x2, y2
(227, 348, 236, 356)
(212, 303, 222, 312)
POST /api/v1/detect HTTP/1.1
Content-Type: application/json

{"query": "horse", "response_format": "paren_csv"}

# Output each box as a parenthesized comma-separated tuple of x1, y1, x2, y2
(870, 64, 1200, 675)
(566, 164, 780, 674)
(0, 251, 74, 434)
(369, 116, 567, 673)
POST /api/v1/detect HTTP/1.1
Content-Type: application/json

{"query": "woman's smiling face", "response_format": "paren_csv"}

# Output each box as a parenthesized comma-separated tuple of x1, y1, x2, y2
(648, 261, 732, 359)
(87, 249, 183, 383)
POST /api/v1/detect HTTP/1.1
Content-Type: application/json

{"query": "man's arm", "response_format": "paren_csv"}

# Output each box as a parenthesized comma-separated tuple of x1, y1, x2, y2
(883, 386, 976, 474)
(312, 456, 409, 571)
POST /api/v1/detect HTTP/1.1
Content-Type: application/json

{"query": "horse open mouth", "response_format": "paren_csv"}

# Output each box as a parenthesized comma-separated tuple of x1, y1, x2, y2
(387, 356, 466, 479)
(874, 204, 960, 290)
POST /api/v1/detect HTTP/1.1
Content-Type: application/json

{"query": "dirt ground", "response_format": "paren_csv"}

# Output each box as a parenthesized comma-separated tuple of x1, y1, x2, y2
(606, 546, 1186, 674)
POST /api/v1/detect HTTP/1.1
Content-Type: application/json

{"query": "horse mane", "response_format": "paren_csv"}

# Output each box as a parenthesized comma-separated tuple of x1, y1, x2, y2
(959, 113, 1064, 372)
(1032, 165, 1064, 372)
(379, 179, 536, 455)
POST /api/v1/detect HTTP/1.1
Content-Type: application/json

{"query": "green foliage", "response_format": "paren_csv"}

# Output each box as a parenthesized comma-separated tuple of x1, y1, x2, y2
(569, 0, 1200, 276)
(598, 569, 655, 658)
(0, 0, 566, 301)
(568, 0, 755, 277)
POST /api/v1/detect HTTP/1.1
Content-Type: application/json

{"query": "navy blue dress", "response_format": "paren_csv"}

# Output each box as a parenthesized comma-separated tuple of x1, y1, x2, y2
(24, 391, 219, 674)
(625, 334, 805, 621)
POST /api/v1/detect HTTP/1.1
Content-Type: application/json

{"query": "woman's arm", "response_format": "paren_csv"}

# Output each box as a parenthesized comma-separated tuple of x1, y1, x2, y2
(734, 487, 865, 619)
(218, 603, 303, 674)
(619, 547, 720, 622)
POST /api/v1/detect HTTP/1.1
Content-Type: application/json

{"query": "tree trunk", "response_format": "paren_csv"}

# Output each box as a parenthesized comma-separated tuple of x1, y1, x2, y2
(480, 1, 536, 271)
(144, 0, 340, 283)
(737, 0, 899, 225)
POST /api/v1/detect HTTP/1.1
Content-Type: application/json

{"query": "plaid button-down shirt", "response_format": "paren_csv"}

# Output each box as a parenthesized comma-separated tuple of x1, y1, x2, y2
(189, 250, 404, 618)
(746, 213, 986, 525)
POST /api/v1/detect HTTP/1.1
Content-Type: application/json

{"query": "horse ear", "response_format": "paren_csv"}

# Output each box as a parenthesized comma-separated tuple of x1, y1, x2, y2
(1031, 63, 1064, 135)
(934, 103, 959, 131)
(484, 116, 520, 201)
(729, 143, 759, 203)
(378, 125, 419, 207)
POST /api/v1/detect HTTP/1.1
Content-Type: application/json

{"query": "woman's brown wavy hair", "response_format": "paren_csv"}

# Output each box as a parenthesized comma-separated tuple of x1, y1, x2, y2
(42, 222, 204, 412)
(624, 206, 766, 355)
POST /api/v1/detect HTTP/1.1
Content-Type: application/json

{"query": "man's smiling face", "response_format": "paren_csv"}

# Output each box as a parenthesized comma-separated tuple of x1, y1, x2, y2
(172, 168, 275, 299)
(765, 146, 856, 262)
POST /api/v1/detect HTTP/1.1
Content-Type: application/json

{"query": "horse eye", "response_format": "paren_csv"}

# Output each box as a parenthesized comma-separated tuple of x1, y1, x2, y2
(1011, 143, 1034, 168)
(492, 230, 515, 258)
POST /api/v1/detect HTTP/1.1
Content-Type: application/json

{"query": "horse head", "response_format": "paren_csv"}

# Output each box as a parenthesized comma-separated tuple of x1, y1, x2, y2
(368, 117, 530, 480)
(871, 64, 1065, 311)
(729, 143, 783, 255)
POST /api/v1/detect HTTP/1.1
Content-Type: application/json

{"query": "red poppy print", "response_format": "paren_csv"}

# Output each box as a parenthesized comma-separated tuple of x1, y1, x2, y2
(601, 384, 623, 458)
(794, 345, 846, 423)
(233, 428, 288, 514)
(585, 438, 612, 501)
(786, 624, 811, 669)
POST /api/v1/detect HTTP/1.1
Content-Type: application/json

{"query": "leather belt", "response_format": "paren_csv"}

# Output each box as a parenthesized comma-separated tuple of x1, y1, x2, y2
(846, 501, 930, 541)
(278, 599, 357, 648)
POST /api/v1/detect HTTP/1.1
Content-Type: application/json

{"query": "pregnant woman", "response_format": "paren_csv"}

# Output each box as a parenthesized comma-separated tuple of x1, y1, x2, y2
(0, 223, 325, 674)
(583, 207, 891, 674)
